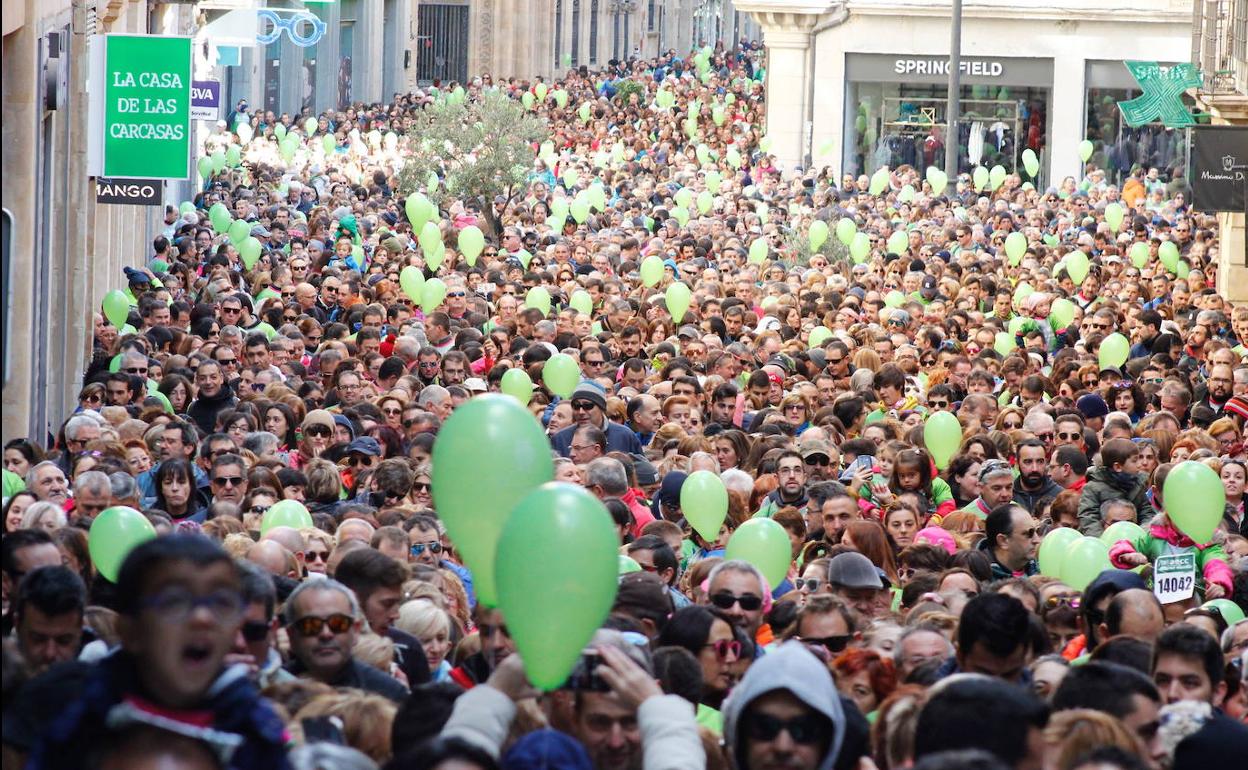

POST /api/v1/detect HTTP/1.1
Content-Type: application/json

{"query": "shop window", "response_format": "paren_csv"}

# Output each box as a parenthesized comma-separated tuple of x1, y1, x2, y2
(1085, 87, 1193, 189)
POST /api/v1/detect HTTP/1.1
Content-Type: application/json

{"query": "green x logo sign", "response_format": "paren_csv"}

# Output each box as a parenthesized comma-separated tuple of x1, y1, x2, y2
(1117, 61, 1203, 128)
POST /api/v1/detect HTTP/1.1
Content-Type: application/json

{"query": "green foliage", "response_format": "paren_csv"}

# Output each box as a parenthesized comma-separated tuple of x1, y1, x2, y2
(613, 79, 646, 104)
(397, 91, 548, 235)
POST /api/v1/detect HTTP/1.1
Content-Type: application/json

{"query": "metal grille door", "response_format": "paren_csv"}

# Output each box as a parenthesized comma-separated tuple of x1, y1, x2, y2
(417, 4, 469, 86)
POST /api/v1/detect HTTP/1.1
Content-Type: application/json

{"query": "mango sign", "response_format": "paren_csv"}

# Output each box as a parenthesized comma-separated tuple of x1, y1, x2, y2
(102, 35, 192, 179)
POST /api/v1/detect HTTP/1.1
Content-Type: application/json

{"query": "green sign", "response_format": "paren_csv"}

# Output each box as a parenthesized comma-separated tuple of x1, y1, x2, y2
(103, 35, 192, 180)
(1118, 61, 1202, 129)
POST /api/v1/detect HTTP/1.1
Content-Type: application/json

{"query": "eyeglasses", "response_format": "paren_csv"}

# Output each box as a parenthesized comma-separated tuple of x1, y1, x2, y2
(744, 713, 824, 745)
(710, 591, 763, 611)
(288, 613, 354, 637)
(1142, 377, 1165, 385)
(212, 475, 244, 487)
(703, 639, 742, 661)
(447, 291, 466, 298)
(140, 588, 243, 623)
(797, 578, 823, 592)
(799, 635, 851, 654)
(410, 541, 443, 556)
(570, 400, 598, 411)
(241, 619, 271, 642)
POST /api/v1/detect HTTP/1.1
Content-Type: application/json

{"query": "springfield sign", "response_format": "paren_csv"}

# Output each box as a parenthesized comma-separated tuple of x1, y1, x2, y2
(101, 35, 192, 180)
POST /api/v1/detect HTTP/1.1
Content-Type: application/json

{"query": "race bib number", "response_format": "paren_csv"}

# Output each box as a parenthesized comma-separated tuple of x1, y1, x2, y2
(1153, 552, 1197, 604)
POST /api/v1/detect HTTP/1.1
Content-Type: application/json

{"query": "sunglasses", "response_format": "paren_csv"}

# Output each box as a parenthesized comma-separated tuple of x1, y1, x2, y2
(305, 425, 331, 438)
(213, 475, 243, 487)
(412, 482, 431, 493)
(306, 550, 330, 562)
(1057, 431, 1081, 441)
(744, 713, 824, 745)
(83, 394, 102, 403)
(241, 619, 271, 642)
(797, 578, 823, 592)
(710, 591, 763, 611)
(703, 639, 742, 661)
(805, 456, 831, 467)
(249, 505, 271, 515)
(800, 635, 851, 654)
(570, 400, 598, 411)
(1044, 594, 1082, 611)
(288, 613, 354, 637)
(929, 400, 949, 409)
(410, 541, 443, 556)
(125, 367, 149, 375)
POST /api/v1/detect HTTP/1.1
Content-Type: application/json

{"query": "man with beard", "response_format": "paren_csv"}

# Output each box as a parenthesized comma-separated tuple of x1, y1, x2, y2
(1198, 363, 1234, 415)
(1012, 439, 1061, 512)
(980, 503, 1042, 580)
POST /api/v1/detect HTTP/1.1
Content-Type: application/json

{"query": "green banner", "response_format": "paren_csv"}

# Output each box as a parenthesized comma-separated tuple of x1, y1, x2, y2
(103, 35, 192, 180)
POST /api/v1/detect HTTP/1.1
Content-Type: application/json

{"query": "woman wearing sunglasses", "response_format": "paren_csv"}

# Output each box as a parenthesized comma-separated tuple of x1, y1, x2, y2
(293, 409, 336, 469)
(658, 605, 744, 712)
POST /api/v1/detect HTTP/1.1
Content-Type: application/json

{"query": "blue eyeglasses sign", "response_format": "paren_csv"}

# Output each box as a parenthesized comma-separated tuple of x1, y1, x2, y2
(256, 10, 328, 48)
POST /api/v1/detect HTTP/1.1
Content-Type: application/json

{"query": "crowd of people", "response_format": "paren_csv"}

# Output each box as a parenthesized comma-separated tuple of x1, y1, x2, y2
(2, 38, 1248, 770)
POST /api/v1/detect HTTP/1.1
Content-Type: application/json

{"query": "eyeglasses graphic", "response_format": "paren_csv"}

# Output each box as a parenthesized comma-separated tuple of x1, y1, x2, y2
(256, 10, 328, 47)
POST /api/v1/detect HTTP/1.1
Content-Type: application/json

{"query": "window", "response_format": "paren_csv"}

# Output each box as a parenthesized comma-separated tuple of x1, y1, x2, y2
(555, 0, 563, 69)
(571, 0, 581, 67)
(590, 0, 599, 64)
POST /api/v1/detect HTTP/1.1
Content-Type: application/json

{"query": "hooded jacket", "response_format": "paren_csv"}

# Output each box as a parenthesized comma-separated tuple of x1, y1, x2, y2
(723, 642, 846, 770)
(1012, 475, 1062, 513)
(1076, 466, 1157, 536)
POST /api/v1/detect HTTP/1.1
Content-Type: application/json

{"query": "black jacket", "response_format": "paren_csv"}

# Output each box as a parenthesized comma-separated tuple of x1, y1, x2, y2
(187, 389, 238, 434)
(284, 657, 408, 703)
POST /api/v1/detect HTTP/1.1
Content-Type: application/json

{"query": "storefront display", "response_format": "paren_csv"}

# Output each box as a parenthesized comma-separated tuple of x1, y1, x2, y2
(1084, 60, 1193, 188)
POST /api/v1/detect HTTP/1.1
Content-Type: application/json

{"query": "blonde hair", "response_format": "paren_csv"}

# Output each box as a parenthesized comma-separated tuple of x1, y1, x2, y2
(1042, 709, 1146, 770)
(396, 599, 451, 641)
(222, 532, 255, 560)
(293, 693, 397, 763)
(353, 632, 396, 673)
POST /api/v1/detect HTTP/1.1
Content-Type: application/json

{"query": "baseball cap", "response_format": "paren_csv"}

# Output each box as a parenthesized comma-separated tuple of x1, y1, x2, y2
(614, 572, 674, 619)
(630, 454, 659, 486)
(1076, 393, 1110, 419)
(827, 552, 885, 590)
(463, 377, 487, 393)
(798, 439, 832, 462)
(346, 437, 382, 456)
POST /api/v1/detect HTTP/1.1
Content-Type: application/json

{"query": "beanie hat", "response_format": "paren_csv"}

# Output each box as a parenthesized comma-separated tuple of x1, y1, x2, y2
(570, 382, 607, 412)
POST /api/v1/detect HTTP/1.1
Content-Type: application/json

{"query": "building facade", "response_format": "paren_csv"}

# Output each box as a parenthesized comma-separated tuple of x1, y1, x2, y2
(2, 0, 186, 444)
(736, 0, 1194, 189)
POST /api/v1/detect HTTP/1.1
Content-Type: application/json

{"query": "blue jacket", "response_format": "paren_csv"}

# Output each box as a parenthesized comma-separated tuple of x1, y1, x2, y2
(137, 461, 210, 506)
(550, 420, 643, 457)
(28, 652, 289, 770)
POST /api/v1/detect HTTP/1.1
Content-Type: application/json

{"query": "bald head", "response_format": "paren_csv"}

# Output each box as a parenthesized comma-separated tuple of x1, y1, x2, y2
(336, 519, 375, 544)
(246, 540, 293, 578)
(261, 526, 306, 558)
(1102, 588, 1165, 643)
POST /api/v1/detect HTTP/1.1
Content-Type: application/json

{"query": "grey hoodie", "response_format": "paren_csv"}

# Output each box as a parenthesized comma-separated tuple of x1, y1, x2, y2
(722, 642, 846, 770)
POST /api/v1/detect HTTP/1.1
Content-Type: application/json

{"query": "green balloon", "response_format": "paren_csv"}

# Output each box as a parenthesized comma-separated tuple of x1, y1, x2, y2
(210, 150, 226, 174)
(884, 290, 905, 308)
(925, 166, 948, 195)
(665, 282, 692, 323)
(571, 199, 591, 224)
(1164, 461, 1225, 544)
(400, 266, 425, 303)
(836, 218, 857, 246)
(406, 193, 432, 230)
(850, 232, 871, 263)
(88, 506, 157, 582)
(924, 411, 963, 469)
(886, 231, 908, 256)
(973, 166, 990, 192)
(1159, 241, 1180, 273)
(746, 238, 768, 265)
(500, 367, 534, 405)
(1100, 520, 1145, 547)
(619, 555, 643, 574)
(1022, 148, 1040, 178)
(808, 326, 833, 349)
(994, 331, 1016, 357)
(1129, 241, 1150, 268)
(869, 167, 890, 196)
(640, 255, 664, 287)
(225, 145, 242, 168)
(681, 470, 728, 542)
(304, 117, 318, 136)
(1005, 232, 1027, 265)
(696, 190, 714, 215)
(809, 220, 829, 251)
(1060, 537, 1111, 591)
(543, 353, 581, 398)
(421, 278, 447, 313)
(525, 286, 552, 317)
(238, 237, 262, 270)
(725, 518, 791, 588)
(1203, 598, 1246, 625)
(228, 218, 251, 247)
(1105, 202, 1125, 233)
(1009, 315, 1028, 335)
(197, 156, 213, 180)
(1049, 298, 1076, 330)
(1078, 139, 1095, 162)
(496, 482, 619, 690)
(1066, 250, 1090, 284)
(209, 202, 230, 233)
(260, 500, 313, 534)
(102, 290, 131, 329)
(433, 395, 554, 608)
(570, 290, 593, 316)
(989, 164, 1007, 191)
(1098, 332, 1130, 370)
(1038, 527, 1083, 577)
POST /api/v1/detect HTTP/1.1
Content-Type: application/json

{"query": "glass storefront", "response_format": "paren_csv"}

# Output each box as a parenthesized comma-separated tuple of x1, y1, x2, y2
(846, 83, 1049, 182)
(1084, 61, 1194, 188)
(842, 54, 1053, 187)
